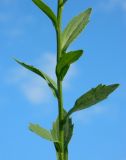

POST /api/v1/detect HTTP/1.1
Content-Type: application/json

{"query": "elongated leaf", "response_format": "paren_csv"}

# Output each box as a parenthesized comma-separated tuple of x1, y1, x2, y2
(14, 59, 58, 98)
(67, 84, 119, 117)
(29, 123, 58, 142)
(51, 117, 59, 142)
(51, 110, 74, 151)
(32, 0, 57, 29)
(62, 8, 92, 52)
(64, 117, 74, 149)
(51, 117, 61, 155)
(56, 50, 83, 80)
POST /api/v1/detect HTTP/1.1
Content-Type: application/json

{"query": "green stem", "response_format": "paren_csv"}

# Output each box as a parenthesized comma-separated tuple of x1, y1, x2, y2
(56, 0, 65, 160)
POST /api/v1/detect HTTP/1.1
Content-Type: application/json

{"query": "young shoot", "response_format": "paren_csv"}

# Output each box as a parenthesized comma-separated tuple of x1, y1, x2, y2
(15, 0, 119, 160)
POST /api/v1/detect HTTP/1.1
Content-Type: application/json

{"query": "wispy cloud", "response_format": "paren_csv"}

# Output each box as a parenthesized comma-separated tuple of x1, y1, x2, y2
(21, 79, 50, 104)
(98, 0, 126, 12)
(0, 7, 34, 38)
(73, 102, 119, 125)
(8, 71, 51, 104)
(73, 104, 108, 125)
(36, 53, 56, 80)
(63, 64, 77, 88)
(6, 53, 77, 104)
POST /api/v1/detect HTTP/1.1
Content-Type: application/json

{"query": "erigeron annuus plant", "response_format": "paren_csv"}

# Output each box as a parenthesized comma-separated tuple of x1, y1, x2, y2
(14, 0, 119, 160)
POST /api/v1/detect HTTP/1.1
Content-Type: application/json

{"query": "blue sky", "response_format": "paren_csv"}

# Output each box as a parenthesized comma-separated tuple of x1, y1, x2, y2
(0, 0, 126, 160)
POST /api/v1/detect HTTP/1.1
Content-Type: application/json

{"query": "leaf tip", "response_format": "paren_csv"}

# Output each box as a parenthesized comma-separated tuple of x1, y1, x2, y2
(87, 8, 92, 15)
(13, 58, 21, 64)
(12, 57, 17, 62)
(28, 123, 34, 131)
(89, 8, 93, 12)
(109, 83, 120, 90)
(80, 49, 84, 55)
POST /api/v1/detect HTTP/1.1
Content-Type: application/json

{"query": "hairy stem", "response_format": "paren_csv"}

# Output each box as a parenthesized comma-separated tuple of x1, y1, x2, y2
(56, 0, 65, 160)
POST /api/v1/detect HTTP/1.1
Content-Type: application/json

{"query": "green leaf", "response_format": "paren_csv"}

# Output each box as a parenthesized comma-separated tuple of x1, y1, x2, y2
(14, 59, 58, 98)
(62, 8, 92, 52)
(51, 116, 61, 154)
(51, 117, 59, 142)
(67, 84, 119, 117)
(29, 123, 58, 142)
(56, 50, 83, 80)
(32, 0, 57, 29)
(51, 110, 74, 150)
(64, 116, 74, 149)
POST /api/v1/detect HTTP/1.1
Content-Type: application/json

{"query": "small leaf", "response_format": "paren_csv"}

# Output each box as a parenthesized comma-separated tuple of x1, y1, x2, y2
(29, 123, 58, 142)
(51, 110, 74, 151)
(62, 8, 92, 52)
(51, 115, 61, 154)
(32, 0, 57, 29)
(64, 117, 74, 149)
(51, 117, 59, 142)
(14, 59, 58, 98)
(67, 84, 119, 117)
(56, 50, 83, 80)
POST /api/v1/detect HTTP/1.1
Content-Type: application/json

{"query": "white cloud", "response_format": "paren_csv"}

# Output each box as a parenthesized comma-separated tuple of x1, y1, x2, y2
(21, 79, 49, 104)
(73, 104, 108, 125)
(36, 53, 56, 80)
(6, 66, 49, 104)
(98, 0, 126, 12)
(2, 15, 34, 38)
(73, 102, 119, 125)
(7, 53, 77, 104)
(0, 11, 34, 38)
(63, 64, 77, 88)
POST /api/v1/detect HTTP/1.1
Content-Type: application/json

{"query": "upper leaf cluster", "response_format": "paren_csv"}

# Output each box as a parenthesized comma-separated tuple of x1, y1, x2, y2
(31, 0, 92, 81)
